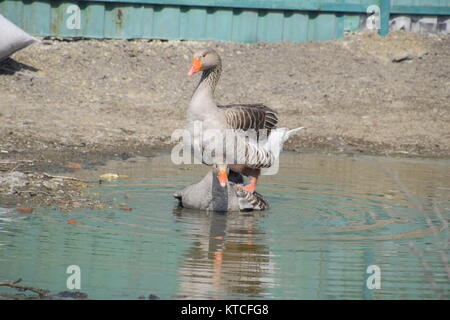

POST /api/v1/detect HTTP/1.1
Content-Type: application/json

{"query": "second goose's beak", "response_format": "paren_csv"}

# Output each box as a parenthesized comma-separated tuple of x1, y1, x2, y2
(217, 170, 228, 188)
(188, 58, 202, 76)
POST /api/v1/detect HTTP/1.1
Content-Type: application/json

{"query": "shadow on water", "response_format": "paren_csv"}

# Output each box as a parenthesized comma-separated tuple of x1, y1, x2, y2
(0, 152, 449, 299)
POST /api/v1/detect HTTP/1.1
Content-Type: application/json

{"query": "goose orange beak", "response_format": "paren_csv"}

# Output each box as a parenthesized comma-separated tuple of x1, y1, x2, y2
(188, 58, 202, 76)
(217, 170, 228, 188)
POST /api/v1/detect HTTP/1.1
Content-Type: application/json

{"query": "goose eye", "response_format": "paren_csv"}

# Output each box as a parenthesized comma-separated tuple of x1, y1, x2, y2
(202, 53, 207, 58)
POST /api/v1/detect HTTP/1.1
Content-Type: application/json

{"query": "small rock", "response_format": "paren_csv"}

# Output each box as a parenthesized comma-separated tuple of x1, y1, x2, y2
(392, 53, 413, 63)
(57, 291, 88, 299)
(42, 180, 59, 190)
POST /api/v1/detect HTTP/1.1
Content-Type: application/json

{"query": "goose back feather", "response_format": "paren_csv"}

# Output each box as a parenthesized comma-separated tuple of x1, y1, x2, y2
(218, 103, 278, 132)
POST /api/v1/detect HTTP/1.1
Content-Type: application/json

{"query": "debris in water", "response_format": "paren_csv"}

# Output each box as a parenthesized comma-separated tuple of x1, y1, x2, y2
(99, 173, 129, 180)
(56, 291, 88, 299)
(67, 219, 85, 225)
(99, 173, 120, 180)
(0, 278, 49, 298)
(119, 206, 133, 211)
(64, 163, 82, 169)
(0, 279, 89, 299)
(15, 207, 33, 214)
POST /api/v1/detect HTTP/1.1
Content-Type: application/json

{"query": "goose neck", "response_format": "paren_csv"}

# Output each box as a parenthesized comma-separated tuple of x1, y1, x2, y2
(191, 65, 221, 101)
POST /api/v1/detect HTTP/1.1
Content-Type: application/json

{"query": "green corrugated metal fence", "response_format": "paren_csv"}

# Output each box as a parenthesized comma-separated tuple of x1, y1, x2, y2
(0, 0, 449, 42)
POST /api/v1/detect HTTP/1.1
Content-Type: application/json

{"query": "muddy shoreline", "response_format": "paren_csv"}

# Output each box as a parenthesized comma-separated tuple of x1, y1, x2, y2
(0, 146, 163, 210)
(0, 31, 449, 209)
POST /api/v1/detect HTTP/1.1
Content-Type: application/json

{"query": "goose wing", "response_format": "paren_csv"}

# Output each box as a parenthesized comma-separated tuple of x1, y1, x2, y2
(236, 127, 304, 170)
(218, 104, 278, 131)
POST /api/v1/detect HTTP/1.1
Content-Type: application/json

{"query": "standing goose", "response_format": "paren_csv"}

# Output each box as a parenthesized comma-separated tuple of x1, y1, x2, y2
(187, 48, 303, 193)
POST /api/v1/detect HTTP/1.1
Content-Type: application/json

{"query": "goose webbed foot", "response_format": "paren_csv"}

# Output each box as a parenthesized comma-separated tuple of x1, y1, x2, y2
(239, 183, 255, 193)
(238, 176, 258, 193)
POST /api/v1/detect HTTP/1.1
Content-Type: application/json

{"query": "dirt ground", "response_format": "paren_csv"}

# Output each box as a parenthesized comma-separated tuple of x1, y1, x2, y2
(0, 30, 449, 208)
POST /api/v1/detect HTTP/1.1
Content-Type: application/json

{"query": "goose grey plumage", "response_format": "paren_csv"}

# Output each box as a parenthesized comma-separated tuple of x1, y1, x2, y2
(219, 103, 279, 132)
(173, 170, 268, 211)
(186, 48, 303, 193)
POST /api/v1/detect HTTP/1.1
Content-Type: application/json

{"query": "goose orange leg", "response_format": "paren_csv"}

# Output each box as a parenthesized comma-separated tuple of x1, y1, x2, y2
(240, 176, 258, 193)
(238, 168, 260, 193)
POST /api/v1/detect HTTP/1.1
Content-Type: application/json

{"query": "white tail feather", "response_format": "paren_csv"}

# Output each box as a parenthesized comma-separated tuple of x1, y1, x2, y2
(285, 127, 304, 141)
(266, 127, 304, 150)
(260, 127, 304, 175)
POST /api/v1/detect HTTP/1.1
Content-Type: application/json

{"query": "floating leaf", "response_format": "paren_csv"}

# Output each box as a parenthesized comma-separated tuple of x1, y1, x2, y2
(64, 163, 81, 169)
(16, 207, 33, 214)
(99, 173, 120, 180)
(67, 219, 85, 225)
(120, 206, 133, 211)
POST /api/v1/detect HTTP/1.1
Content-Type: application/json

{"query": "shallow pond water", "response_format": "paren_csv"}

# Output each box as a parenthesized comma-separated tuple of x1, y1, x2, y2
(0, 152, 449, 299)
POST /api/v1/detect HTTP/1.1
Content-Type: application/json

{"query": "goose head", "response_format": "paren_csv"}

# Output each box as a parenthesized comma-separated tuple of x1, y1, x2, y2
(188, 48, 221, 76)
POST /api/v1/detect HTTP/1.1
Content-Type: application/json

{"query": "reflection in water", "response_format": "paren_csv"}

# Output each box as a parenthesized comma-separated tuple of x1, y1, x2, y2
(173, 208, 275, 299)
(0, 152, 449, 299)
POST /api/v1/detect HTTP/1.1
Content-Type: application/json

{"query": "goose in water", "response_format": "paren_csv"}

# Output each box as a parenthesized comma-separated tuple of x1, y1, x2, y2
(186, 48, 303, 193)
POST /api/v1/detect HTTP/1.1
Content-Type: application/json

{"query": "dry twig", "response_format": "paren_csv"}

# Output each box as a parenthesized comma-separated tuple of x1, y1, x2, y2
(42, 172, 97, 183)
(0, 278, 49, 297)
